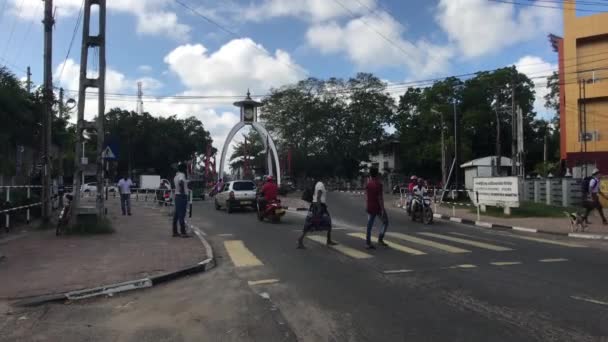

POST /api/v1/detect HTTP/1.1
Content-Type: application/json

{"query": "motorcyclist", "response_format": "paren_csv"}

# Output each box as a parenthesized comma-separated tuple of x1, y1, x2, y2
(258, 175, 279, 213)
(411, 178, 427, 213)
(406, 176, 417, 213)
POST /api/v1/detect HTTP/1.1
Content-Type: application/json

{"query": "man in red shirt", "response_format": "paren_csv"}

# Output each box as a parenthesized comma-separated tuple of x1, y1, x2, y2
(261, 176, 278, 201)
(365, 167, 389, 249)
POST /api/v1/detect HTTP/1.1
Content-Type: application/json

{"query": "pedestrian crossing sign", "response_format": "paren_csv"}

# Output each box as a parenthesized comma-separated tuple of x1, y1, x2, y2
(102, 145, 117, 160)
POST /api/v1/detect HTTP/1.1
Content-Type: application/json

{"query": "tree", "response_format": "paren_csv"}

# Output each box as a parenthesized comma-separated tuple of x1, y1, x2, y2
(395, 67, 541, 182)
(229, 130, 265, 177)
(105, 108, 213, 179)
(261, 73, 395, 179)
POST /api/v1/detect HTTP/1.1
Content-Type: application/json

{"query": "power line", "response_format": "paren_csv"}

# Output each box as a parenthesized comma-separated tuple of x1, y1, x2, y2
(58, 0, 84, 81)
(526, 0, 608, 7)
(487, 0, 607, 12)
(174, 0, 307, 76)
(332, 0, 416, 61)
(0, 55, 27, 73)
(11, 0, 42, 66)
(1, 0, 26, 60)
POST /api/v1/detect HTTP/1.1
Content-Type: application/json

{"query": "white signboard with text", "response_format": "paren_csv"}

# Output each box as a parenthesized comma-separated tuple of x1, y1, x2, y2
(473, 177, 520, 208)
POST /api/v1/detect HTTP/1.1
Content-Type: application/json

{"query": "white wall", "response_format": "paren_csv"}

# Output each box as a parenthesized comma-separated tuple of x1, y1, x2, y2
(367, 152, 397, 171)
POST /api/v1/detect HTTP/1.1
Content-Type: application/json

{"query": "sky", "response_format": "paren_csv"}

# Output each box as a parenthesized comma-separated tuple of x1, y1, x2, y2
(1, 0, 601, 158)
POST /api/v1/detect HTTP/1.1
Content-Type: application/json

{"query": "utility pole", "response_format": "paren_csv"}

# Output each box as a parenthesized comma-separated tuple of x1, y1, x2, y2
(26, 66, 32, 93)
(42, 0, 54, 224)
(494, 103, 501, 176)
(453, 98, 460, 190)
(136, 81, 143, 115)
(71, 0, 107, 225)
(582, 79, 588, 178)
(517, 106, 524, 177)
(511, 77, 517, 176)
(58, 88, 64, 186)
(441, 113, 446, 186)
(432, 108, 447, 185)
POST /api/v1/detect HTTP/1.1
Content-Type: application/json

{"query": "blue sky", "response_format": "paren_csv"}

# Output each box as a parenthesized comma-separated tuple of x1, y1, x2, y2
(1, 0, 590, 152)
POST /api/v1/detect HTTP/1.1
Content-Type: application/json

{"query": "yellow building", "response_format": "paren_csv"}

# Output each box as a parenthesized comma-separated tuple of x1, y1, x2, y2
(553, 1, 608, 173)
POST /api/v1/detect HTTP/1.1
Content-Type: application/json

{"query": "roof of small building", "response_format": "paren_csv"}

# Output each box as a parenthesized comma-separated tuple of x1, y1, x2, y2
(460, 156, 513, 168)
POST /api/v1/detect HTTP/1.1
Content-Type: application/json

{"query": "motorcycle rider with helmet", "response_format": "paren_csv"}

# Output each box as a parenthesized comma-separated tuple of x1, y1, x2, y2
(406, 175, 417, 213)
(258, 175, 278, 214)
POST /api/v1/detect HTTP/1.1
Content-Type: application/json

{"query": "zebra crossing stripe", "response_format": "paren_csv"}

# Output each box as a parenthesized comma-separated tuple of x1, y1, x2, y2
(386, 232, 471, 253)
(348, 233, 426, 255)
(418, 232, 512, 251)
(307, 235, 373, 259)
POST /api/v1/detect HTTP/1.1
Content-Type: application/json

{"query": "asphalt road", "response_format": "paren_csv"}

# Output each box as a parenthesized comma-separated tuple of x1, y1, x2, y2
(191, 191, 608, 341)
(3, 192, 608, 341)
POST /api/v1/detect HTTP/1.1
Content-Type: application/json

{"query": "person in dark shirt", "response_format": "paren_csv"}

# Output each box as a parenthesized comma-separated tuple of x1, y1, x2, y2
(365, 167, 389, 249)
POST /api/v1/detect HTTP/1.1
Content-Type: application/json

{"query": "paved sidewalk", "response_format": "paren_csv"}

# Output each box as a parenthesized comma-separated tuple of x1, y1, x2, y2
(435, 205, 608, 234)
(387, 195, 608, 236)
(0, 199, 206, 299)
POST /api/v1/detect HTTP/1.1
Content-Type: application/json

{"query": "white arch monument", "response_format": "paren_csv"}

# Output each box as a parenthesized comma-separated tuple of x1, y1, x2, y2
(218, 91, 281, 185)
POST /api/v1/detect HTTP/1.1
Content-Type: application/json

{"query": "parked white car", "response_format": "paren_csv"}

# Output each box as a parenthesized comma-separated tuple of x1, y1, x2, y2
(80, 182, 118, 193)
(214, 180, 257, 213)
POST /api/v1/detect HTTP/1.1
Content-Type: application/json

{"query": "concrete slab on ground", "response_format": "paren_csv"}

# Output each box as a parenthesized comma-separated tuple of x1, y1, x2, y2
(0, 200, 206, 299)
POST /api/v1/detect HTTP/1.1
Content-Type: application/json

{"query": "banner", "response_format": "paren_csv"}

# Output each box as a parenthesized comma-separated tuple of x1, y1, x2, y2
(473, 177, 520, 208)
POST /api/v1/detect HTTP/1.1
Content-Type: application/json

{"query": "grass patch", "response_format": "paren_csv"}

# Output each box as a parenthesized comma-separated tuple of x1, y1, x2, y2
(468, 201, 579, 218)
(68, 216, 115, 235)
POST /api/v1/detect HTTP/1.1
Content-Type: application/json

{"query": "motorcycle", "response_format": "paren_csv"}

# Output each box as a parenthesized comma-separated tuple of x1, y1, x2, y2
(409, 192, 434, 224)
(256, 198, 286, 223)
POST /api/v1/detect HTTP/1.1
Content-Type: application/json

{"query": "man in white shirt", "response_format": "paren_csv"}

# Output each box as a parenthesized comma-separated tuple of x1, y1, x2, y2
(173, 163, 190, 237)
(117, 174, 133, 216)
(297, 178, 337, 249)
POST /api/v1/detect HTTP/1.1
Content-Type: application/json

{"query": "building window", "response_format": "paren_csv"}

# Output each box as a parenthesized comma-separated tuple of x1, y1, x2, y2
(372, 162, 379, 170)
(383, 161, 389, 170)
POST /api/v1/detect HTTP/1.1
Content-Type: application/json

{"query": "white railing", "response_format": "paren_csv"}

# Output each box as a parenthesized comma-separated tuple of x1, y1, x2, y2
(0, 186, 43, 231)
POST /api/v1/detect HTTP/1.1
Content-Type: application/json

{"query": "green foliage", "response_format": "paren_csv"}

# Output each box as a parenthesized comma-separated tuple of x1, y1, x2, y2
(230, 130, 266, 175)
(105, 108, 213, 179)
(396, 67, 560, 181)
(260, 73, 395, 179)
(0, 65, 75, 180)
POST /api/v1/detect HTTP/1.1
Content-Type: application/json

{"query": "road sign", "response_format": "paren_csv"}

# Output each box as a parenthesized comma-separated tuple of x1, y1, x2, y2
(102, 143, 119, 160)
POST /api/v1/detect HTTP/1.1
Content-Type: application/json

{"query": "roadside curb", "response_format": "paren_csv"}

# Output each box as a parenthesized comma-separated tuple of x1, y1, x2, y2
(432, 213, 608, 241)
(13, 224, 215, 307)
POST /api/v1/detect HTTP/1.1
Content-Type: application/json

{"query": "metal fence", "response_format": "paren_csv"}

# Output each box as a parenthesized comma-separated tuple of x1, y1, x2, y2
(0, 186, 43, 231)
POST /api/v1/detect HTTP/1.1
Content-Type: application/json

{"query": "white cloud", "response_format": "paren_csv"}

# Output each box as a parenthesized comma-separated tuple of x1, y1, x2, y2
(243, 0, 377, 22)
(8, 0, 190, 40)
(137, 11, 190, 40)
(436, 0, 560, 58)
(54, 37, 305, 163)
(513, 55, 557, 118)
(163, 38, 306, 96)
(306, 12, 453, 77)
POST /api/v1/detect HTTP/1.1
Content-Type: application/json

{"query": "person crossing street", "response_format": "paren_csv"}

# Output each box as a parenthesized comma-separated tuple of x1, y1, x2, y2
(297, 178, 337, 249)
(365, 167, 389, 249)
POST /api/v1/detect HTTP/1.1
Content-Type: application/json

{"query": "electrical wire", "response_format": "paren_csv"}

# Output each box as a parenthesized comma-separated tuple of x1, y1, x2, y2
(332, 0, 416, 61)
(174, 0, 307, 77)
(58, 0, 84, 82)
(11, 0, 42, 66)
(1, 0, 26, 61)
(487, 0, 607, 12)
